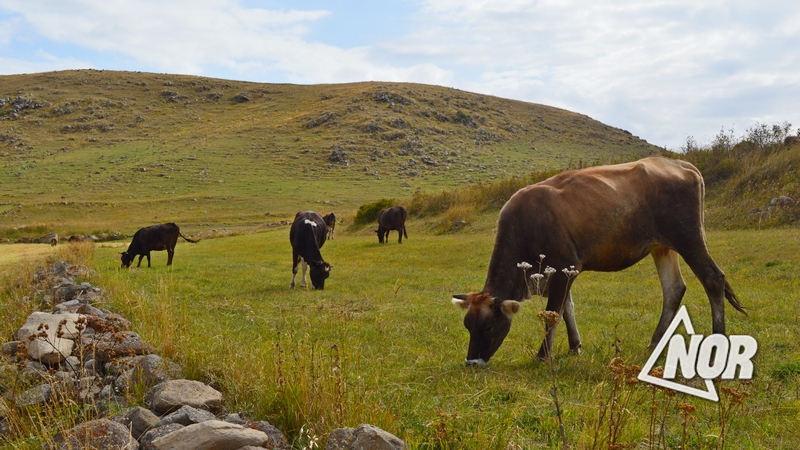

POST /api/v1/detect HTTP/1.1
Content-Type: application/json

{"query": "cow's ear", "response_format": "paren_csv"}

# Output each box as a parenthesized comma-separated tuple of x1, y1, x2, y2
(451, 294, 469, 309)
(500, 300, 521, 317)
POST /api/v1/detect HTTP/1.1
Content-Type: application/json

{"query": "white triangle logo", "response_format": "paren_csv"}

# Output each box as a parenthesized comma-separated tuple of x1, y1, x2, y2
(637, 305, 719, 402)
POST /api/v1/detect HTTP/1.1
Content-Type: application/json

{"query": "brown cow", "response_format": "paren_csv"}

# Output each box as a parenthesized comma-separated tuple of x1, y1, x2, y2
(375, 206, 408, 244)
(451, 156, 745, 365)
(323, 213, 337, 240)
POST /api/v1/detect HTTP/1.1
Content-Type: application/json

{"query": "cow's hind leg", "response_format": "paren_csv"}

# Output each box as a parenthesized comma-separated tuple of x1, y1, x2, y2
(650, 246, 687, 347)
(300, 260, 309, 287)
(679, 245, 740, 337)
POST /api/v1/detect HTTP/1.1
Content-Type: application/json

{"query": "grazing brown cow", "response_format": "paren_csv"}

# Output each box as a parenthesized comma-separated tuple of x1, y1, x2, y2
(120, 223, 199, 268)
(323, 213, 337, 240)
(451, 156, 745, 365)
(290, 211, 332, 289)
(375, 206, 408, 244)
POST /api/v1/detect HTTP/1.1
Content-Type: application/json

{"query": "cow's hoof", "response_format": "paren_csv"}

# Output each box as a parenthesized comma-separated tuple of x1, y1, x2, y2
(465, 358, 488, 366)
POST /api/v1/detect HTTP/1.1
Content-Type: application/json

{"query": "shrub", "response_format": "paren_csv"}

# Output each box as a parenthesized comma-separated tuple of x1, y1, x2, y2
(353, 199, 396, 225)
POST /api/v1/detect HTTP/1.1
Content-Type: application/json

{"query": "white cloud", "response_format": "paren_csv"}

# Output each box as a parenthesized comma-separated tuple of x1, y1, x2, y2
(0, 0, 798, 147)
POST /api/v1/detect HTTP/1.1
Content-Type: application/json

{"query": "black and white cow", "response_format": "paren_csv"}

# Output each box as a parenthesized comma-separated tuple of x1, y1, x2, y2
(290, 211, 332, 289)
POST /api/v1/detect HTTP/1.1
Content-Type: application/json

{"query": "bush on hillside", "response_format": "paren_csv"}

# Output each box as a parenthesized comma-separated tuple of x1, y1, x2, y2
(353, 199, 396, 225)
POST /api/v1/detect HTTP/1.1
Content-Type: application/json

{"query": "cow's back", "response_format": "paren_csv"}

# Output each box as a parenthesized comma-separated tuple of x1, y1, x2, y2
(291, 211, 327, 249)
(495, 156, 705, 273)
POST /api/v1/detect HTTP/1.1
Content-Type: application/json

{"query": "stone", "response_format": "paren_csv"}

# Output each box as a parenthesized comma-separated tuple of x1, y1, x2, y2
(86, 330, 154, 364)
(140, 423, 184, 450)
(326, 427, 355, 450)
(130, 354, 183, 386)
(770, 195, 795, 207)
(26, 336, 74, 365)
(243, 420, 290, 449)
(150, 420, 269, 450)
(224, 413, 246, 425)
(113, 406, 160, 440)
(145, 379, 224, 415)
(17, 383, 54, 407)
(2, 340, 20, 357)
(154, 405, 216, 427)
(17, 311, 84, 341)
(351, 424, 406, 450)
(48, 418, 138, 450)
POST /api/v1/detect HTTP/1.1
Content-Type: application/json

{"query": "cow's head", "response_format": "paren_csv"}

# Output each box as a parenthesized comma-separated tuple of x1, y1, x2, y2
(309, 260, 332, 289)
(452, 292, 520, 366)
(374, 228, 384, 243)
(120, 252, 134, 268)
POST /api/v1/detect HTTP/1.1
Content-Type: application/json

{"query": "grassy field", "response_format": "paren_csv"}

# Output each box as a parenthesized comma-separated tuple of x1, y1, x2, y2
(2, 70, 798, 449)
(3, 220, 795, 449)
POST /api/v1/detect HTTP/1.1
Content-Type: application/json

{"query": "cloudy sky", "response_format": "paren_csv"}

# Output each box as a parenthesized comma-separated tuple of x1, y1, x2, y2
(1, 0, 798, 149)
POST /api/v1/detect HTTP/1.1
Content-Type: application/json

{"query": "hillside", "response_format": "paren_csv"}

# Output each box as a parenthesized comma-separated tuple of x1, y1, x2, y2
(0, 70, 658, 238)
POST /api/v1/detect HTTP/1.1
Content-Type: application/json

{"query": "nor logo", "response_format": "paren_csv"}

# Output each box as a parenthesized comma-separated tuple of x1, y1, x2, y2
(637, 306, 757, 401)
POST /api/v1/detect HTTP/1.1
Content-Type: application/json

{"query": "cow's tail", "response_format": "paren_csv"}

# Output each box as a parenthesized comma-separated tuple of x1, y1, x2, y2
(402, 208, 408, 239)
(179, 232, 200, 243)
(725, 279, 746, 315)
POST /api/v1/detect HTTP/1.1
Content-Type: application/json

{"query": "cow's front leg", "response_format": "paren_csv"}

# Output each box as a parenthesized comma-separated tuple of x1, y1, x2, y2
(136, 254, 145, 268)
(562, 291, 582, 355)
(290, 255, 300, 288)
(167, 248, 174, 266)
(536, 277, 570, 361)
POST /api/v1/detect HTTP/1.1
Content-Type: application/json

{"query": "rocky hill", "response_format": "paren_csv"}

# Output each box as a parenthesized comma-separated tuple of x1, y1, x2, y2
(0, 70, 660, 236)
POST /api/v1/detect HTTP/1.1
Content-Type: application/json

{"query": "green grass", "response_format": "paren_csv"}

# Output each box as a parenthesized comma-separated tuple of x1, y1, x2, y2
(1, 223, 790, 449)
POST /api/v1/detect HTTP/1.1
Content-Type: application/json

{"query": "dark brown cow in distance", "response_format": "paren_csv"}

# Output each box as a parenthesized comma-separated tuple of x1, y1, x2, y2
(120, 223, 199, 268)
(323, 212, 337, 240)
(375, 206, 408, 244)
(290, 210, 332, 289)
(451, 156, 746, 366)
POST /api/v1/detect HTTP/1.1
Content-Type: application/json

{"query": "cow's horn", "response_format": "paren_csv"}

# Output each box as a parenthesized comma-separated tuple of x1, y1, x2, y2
(452, 293, 468, 300)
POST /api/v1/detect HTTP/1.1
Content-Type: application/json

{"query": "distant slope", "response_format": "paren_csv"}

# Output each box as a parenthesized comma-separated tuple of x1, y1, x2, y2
(0, 70, 659, 236)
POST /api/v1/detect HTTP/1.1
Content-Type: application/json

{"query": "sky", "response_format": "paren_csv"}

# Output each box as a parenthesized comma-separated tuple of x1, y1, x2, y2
(1, 0, 799, 149)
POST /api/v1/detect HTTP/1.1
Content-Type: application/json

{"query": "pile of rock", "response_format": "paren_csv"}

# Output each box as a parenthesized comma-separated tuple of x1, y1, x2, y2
(1, 261, 407, 450)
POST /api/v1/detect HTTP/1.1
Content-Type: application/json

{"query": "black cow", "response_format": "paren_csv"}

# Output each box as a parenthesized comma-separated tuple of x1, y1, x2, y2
(120, 223, 199, 268)
(375, 206, 408, 244)
(290, 211, 332, 289)
(452, 156, 745, 365)
(323, 212, 337, 240)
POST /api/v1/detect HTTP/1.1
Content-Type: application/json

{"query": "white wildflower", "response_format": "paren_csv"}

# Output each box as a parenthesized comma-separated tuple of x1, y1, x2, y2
(531, 273, 544, 280)
(544, 266, 556, 275)
(517, 261, 533, 270)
